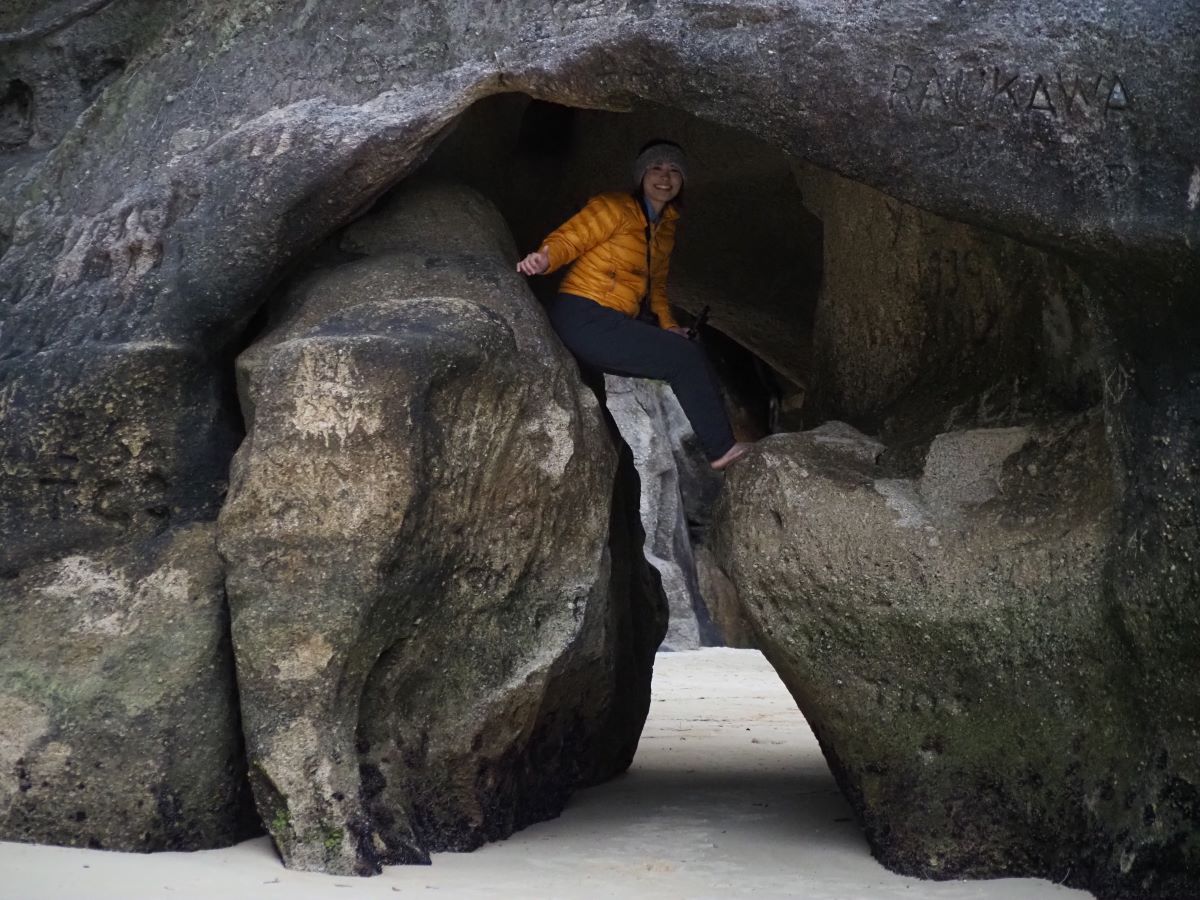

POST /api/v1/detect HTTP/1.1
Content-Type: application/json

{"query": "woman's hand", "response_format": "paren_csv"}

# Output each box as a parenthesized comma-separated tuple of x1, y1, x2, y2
(517, 248, 550, 276)
(666, 326, 691, 338)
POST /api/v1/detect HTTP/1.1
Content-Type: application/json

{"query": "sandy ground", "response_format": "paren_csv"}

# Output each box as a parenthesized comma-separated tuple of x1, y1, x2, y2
(0, 648, 1094, 900)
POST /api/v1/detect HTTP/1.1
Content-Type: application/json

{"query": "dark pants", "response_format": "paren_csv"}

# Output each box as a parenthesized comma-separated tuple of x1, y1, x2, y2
(548, 293, 736, 460)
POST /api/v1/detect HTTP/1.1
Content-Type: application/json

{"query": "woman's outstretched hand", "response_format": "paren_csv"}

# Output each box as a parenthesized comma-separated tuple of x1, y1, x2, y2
(517, 248, 550, 276)
(667, 326, 691, 338)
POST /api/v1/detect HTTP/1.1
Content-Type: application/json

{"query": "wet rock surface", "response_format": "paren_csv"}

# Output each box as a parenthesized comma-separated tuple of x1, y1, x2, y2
(218, 181, 667, 874)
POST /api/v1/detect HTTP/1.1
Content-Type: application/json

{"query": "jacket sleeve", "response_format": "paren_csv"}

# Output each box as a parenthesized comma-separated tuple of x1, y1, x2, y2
(650, 224, 679, 329)
(541, 195, 621, 274)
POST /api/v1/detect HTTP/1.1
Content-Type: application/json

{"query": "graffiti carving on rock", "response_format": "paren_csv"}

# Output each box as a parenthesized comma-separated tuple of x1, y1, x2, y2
(888, 63, 1132, 126)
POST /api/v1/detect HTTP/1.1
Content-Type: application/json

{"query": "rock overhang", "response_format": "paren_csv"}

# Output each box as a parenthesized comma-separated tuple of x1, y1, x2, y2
(3, 1, 1197, 357)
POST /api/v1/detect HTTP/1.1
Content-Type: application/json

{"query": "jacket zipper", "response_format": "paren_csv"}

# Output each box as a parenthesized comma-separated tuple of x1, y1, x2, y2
(638, 197, 657, 320)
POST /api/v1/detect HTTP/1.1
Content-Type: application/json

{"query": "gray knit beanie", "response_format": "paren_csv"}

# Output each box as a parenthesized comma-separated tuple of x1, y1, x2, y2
(633, 141, 688, 185)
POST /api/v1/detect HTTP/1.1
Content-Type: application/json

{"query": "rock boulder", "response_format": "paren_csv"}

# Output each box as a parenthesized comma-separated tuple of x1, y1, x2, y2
(0, 2, 1195, 897)
(218, 181, 667, 874)
(711, 416, 1175, 895)
(0, 524, 246, 851)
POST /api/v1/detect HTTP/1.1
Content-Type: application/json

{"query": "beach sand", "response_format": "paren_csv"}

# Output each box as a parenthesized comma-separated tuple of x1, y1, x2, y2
(0, 648, 1093, 899)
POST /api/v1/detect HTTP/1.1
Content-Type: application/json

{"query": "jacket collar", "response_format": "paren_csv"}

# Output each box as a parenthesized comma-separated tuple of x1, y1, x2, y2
(632, 192, 680, 224)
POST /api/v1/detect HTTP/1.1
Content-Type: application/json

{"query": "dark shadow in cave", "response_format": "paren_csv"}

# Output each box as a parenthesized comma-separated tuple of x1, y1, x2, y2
(421, 95, 821, 423)
(413, 95, 822, 650)
(0, 78, 34, 148)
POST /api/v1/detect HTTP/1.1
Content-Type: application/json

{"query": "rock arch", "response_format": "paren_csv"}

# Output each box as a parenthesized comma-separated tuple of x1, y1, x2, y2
(0, 4, 1196, 899)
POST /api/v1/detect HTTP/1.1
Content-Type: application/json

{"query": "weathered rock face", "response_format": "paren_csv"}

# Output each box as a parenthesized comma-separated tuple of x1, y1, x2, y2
(0, 339, 247, 849)
(0, 343, 241, 569)
(711, 416, 1185, 897)
(0, 2, 1196, 898)
(794, 164, 1102, 442)
(0, 524, 246, 851)
(603, 375, 722, 649)
(708, 159, 1195, 900)
(0, 0, 170, 154)
(710, 412, 1200, 897)
(218, 181, 667, 874)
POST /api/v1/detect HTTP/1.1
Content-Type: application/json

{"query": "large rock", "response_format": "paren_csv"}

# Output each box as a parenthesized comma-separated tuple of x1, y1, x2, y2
(711, 416, 1187, 898)
(0, 524, 246, 850)
(0, 341, 246, 850)
(218, 181, 667, 874)
(4, 2, 1193, 349)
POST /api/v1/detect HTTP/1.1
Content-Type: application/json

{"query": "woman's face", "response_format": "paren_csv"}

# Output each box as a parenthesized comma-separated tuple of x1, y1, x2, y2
(641, 162, 683, 206)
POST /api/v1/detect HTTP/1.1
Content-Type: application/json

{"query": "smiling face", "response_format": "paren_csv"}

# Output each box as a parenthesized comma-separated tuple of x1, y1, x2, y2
(641, 162, 684, 209)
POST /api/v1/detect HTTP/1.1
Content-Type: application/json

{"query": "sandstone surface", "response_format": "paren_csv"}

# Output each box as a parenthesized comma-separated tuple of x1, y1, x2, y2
(0, 524, 246, 851)
(219, 181, 667, 874)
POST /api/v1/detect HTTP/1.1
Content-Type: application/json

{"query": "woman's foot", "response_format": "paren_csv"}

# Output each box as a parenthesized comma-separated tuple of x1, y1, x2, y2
(711, 441, 752, 471)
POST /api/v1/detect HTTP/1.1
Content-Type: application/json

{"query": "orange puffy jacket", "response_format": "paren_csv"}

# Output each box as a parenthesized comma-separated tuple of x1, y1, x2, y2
(541, 192, 680, 328)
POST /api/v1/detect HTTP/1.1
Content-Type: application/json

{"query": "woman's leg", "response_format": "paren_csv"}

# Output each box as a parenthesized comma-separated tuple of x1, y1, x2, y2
(549, 294, 737, 461)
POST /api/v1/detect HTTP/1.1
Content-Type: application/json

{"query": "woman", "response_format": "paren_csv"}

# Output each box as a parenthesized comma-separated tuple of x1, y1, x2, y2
(517, 140, 752, 471)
